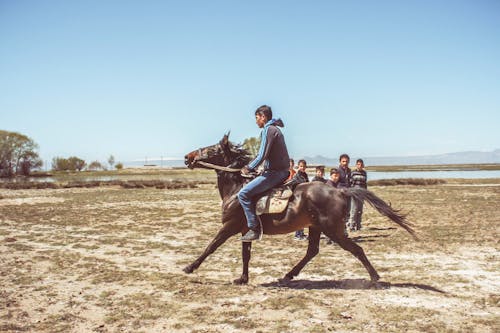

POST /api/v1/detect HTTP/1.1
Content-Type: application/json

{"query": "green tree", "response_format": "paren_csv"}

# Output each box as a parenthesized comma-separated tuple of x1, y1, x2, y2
(68, 156, 86, 171)
(52, 156, 86, 171)
(0, 130, 42, 177)
(242, 136, 261, 157)
(115, 162, 124, 170)
(52, 157, 69, 171)
(88, 160, 105, 171)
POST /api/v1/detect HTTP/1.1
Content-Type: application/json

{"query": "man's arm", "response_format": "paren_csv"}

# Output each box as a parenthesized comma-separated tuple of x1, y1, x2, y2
(247, 126, 274, 170)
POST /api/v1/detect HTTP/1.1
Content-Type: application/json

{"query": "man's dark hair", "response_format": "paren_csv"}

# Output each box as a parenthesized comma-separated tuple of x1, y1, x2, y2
(297, 159, 307, 166)
(316, 165, 325, 172)
(255, 105, 273, 120)
(339, 153, 350, 162)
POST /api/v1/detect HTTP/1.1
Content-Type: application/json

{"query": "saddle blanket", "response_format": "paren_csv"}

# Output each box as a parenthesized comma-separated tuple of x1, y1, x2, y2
(256, 186, 293, 215)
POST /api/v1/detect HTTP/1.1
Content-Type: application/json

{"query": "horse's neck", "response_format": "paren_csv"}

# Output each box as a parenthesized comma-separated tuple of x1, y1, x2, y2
(217, 171, 244, 201)
(215, 153, 250, 201)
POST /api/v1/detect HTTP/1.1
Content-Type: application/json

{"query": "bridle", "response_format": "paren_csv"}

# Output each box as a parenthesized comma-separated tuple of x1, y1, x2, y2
(192, 143, 241, 173)
(195, 160, 241, 172)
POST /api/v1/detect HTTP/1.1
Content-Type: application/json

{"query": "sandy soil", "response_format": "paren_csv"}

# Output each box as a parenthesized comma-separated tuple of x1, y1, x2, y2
(0, 180, 499, 332)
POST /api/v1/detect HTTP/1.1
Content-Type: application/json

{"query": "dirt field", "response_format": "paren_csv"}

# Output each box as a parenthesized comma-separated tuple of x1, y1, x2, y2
(0, 173, 499, 332)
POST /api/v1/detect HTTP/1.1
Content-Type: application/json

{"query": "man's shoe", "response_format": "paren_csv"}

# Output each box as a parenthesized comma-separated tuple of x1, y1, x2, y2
(241, 228, 262, 242)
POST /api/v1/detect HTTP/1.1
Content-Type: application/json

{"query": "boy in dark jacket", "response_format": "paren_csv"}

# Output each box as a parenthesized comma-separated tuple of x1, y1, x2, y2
(326, 167, 340, 187)
(311, 165, 327, 183)
(348, 159, 368, 231)
(238, 105, 290, 242)
(325, 167, 340, 244)
(292, 159, 309, 240)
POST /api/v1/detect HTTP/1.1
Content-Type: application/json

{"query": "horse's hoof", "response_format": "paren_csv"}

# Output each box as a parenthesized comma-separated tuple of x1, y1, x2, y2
(369, 274, 385, 289)
(183, 266, 194, 274)
(278, 276, 292, 286)
(233, 277, 248, 285)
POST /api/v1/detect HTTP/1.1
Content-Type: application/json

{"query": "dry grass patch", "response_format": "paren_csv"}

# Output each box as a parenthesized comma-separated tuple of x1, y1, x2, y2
(0, 175, 498, 332)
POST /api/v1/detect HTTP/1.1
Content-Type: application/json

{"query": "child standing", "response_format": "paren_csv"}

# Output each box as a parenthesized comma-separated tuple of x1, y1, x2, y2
(287, 158, 296, 181)
(325, 167, 340, 244)
(293, 159, 309, 240)
(337, 154, 351, 228)
(326, 167, 340, 187)
(311, 165, 327, 183)
(348, 159, 367, 231)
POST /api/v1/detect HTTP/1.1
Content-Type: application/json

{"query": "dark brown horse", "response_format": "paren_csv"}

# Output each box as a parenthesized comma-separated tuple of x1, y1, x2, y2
(183, 133, 417, 284)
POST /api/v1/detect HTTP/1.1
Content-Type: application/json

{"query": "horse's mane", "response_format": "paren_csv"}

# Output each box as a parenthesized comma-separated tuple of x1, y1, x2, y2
(227, 142, 252, 169)
(215, 141, 253, 200)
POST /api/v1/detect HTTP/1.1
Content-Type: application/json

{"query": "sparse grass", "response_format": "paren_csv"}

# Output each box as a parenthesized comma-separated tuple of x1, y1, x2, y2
(34, 312, 79, 333)
(0, 171, 498, 332)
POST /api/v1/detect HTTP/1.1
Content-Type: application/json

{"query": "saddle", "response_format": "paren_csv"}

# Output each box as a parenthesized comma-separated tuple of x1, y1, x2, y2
(256, 185, 293, 215)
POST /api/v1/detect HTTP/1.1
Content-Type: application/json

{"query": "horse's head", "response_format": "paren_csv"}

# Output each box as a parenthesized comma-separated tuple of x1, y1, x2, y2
(184, 132, 250, 169)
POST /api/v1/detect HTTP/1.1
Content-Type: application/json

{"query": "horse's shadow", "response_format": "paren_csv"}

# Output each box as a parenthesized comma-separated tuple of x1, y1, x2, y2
(261, 278, 446, 293)
(365, 227, 398, 231)
(350, 234, 389, 243)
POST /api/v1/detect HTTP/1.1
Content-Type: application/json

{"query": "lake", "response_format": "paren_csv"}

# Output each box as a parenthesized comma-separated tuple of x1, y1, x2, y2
(367, 170, 500, 180)
(2, 169, 500, 183)
(305, 170, 500, 181)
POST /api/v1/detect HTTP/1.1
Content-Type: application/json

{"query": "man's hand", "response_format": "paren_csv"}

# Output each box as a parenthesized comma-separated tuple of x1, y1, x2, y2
(240, 166, 250, 175)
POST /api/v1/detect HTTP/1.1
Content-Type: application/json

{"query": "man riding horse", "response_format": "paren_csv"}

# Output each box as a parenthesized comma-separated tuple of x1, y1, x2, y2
(238, 105, 290, 242)
(183, 110, 417, 284)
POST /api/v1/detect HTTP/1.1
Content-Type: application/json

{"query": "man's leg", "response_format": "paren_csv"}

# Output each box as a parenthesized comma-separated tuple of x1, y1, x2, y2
(238, 170, 289, 241)
(348, 197, 361, 231)
(238, 176, 265, 231)
(356, 201, 364, 230)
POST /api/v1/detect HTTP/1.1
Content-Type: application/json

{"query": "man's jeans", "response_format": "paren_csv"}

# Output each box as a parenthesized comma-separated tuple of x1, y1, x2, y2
(238, 169, 290, 230)
(348, 197, 364, 229)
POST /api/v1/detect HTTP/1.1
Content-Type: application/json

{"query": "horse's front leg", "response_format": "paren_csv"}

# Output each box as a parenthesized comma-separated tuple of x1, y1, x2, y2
(183, 224, 239, 274)
(233, 242, 252, 285)
(282, 227, 321, 282)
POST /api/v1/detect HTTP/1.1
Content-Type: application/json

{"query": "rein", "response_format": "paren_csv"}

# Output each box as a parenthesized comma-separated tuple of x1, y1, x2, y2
(196, 161, 241, 173)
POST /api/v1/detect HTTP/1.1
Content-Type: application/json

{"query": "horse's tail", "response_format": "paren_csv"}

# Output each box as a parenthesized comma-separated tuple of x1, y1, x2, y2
(343, 187, 418, 240)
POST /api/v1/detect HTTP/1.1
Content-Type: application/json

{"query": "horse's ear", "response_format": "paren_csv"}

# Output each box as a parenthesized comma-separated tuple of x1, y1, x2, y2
(222, 131, 230, 145)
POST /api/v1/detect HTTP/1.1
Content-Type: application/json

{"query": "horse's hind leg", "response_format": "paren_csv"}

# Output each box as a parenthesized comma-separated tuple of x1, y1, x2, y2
(282, 227, 321, 281)
(330, 234, 380, 282)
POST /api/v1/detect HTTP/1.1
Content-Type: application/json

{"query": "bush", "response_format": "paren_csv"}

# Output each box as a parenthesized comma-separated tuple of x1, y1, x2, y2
(52, 156, 86, 171)
(87, 161, 105, 171)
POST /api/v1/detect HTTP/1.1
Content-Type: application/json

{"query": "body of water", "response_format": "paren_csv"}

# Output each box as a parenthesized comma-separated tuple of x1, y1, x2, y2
(124, 159, 185, 168)
(2, 170, 500, 183)
(367, 170, 500, 180)
(305, 170, 500, 181)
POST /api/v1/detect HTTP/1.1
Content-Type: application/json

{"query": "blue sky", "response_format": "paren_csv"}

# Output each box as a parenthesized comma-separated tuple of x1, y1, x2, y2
(1, 0, 499, 165)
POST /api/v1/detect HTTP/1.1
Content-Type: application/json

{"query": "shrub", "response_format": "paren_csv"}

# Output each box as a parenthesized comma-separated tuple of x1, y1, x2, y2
(52, 156, 86, 171)
(87, 161, 105, 171)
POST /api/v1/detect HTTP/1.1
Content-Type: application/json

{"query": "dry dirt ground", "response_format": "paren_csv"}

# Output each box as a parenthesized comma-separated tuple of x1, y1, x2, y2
(0, 176, 498, 332)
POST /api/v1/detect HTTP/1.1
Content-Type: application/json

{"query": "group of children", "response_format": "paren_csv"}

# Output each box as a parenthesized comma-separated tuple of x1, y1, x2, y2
(287, 155, 368, 241)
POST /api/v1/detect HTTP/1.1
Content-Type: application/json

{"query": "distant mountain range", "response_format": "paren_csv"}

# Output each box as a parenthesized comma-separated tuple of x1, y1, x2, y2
(303, 149, 500, 166)
(124, 149, 500, 168)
